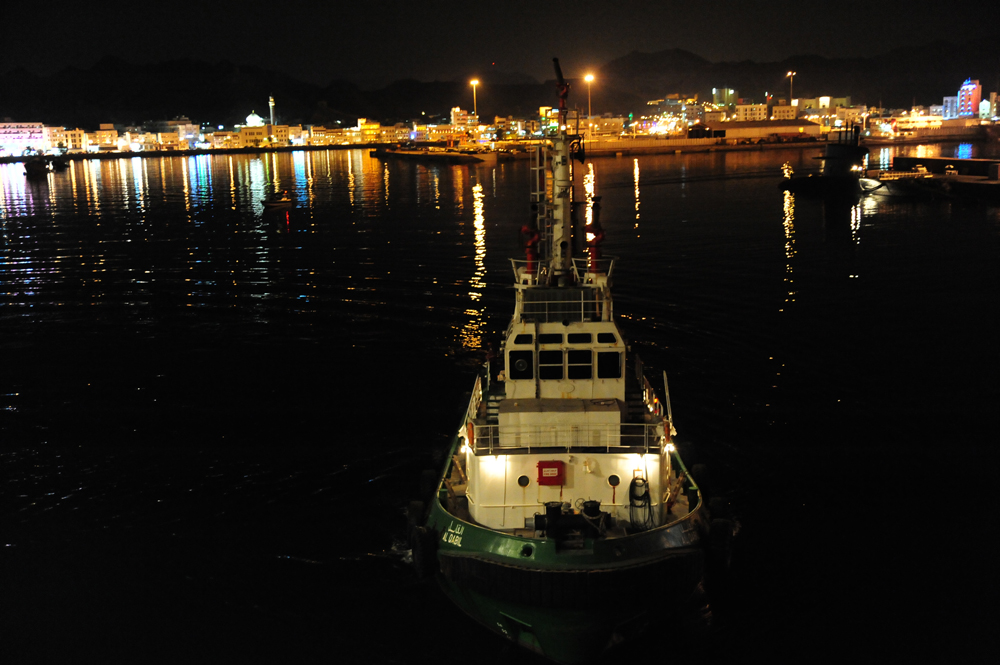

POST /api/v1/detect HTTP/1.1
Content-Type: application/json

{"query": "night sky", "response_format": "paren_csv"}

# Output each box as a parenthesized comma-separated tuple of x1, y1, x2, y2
(3, 0, 991, 88)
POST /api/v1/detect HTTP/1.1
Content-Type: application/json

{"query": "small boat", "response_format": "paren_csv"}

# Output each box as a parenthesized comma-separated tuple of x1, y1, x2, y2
(860, 165, 950, 198)
(24, 156, 51, 179)
(409, 59, 731, 664)
(262, 191, 292, 208)
(372, 146, 485, 164)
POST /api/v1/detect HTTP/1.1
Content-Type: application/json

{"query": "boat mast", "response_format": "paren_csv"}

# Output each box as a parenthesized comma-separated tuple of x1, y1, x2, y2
(550, 58, 574, 286)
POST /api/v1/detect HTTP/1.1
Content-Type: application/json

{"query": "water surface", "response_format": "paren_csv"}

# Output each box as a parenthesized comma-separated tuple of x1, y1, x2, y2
(2, 144, 996, 663)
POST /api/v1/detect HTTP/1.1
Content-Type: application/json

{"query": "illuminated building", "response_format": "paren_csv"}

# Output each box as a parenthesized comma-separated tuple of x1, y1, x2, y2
(380, 123, 411, 143)
(86, 124, 119, 152)
(957, 79, 981, 118)
(208, 131, 242, 149)
(893, 111, 943, 131)
(942, 96, 958, 119)
(772, 104, 797, 120)
(0, 122, 45, 155)
(156, 132, 182, 150)
(43, 126, 86, 152)
(356, 118, 382, 143)
(734, 104, 768, 121)
(239, 125, 269, 147)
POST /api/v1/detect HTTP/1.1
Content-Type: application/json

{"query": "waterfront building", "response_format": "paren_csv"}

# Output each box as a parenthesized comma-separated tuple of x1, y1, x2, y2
(239, 125, 269, 147)
(208, 131, 242, 149)
(381, 123, 410, 143)
(156, 132, 183, 150)
(307, 126, 334, 146)
(893, 111, 943, 132)
(957, 79, 981, 118)
(357, 118, 381, 143)
(270, 124, 290, 146)
(942, 96, 959, 119)
(287, 125, 306, 146)
(0, 122, 45, 155)
(734, 104, 768, 122)
(43, 126, 86, 152)
(771, 104, 797, 120)
(87, 124, 119, 152)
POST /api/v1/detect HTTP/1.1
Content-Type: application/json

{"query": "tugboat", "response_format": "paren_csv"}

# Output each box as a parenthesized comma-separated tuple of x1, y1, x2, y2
(410, 59, 729, 664)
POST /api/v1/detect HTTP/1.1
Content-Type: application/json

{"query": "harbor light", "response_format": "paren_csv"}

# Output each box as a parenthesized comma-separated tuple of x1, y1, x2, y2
(584, 74, 594, 118)
(470, 79, 479, 117)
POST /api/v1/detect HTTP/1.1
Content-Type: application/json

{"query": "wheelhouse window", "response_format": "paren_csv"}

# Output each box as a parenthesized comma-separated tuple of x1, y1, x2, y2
(567, 350, 592, 379)
(513, 334, 533, 345)
(538, 333, 563, 344)
(597, 351, 622, 378)
(538, 350, 563, 379)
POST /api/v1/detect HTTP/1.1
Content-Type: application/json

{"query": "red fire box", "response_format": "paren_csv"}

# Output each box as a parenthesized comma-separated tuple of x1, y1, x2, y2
(536, 460, 565, 486)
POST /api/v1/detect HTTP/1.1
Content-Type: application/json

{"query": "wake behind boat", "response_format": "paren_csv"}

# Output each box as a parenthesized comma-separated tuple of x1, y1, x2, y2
(409, 59, 733, 664)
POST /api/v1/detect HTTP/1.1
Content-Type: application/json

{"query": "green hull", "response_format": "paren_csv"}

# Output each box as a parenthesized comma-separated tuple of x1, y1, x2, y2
(417, 433, 709, 664)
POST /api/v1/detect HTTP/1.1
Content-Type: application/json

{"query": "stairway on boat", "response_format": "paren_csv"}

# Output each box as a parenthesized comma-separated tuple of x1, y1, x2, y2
(485, 387, 504, 424)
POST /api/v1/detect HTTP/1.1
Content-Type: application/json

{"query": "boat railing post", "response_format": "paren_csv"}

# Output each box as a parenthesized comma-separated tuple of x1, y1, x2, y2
(662, 370, 675, 434)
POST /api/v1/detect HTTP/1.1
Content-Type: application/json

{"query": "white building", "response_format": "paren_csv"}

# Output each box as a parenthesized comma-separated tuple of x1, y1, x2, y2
(0, 122, 45, 155)
(734, 104, 768, 122)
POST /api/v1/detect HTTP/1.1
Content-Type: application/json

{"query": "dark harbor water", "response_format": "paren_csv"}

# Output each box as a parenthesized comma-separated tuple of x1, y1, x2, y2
(2, 144, 997, 663)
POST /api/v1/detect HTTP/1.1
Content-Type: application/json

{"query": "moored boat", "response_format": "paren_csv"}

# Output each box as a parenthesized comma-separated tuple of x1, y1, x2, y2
(781, 125, 869, 199)
(24, 156, 51, 179)
(410, 60, 730, 664)
(372, 146, 485, 164)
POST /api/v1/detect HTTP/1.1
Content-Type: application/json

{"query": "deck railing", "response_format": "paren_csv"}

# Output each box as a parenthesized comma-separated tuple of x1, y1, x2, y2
(472, 421, 664, 455)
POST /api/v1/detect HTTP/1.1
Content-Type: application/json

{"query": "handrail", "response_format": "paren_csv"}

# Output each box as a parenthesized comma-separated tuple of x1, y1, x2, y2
(509, 257, 617, 284)
(467, 374, 483, 423)
(471, 421, 665, 455)
(570, 257, 616, 279)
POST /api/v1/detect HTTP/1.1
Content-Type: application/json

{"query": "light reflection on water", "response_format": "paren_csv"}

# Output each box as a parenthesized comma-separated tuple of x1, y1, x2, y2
(1, 141, 995, 358)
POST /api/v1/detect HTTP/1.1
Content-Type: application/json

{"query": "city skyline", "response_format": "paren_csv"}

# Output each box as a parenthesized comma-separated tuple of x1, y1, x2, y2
(2, 0, 994, 88)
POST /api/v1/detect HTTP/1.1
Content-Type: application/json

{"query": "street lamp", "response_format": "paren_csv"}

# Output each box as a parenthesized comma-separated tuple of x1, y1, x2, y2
(787, 71, 796, 104)
(470, 79, 479, 118)
(584, 74, 594, 118)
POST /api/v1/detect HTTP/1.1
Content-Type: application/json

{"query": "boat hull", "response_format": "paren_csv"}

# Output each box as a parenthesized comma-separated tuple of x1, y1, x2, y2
(436, 561, 705, 664)
(419, 428, 708, 663)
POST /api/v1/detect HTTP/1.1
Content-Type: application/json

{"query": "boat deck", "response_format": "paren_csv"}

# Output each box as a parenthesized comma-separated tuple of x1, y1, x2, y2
(441, 451, 695, 540)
